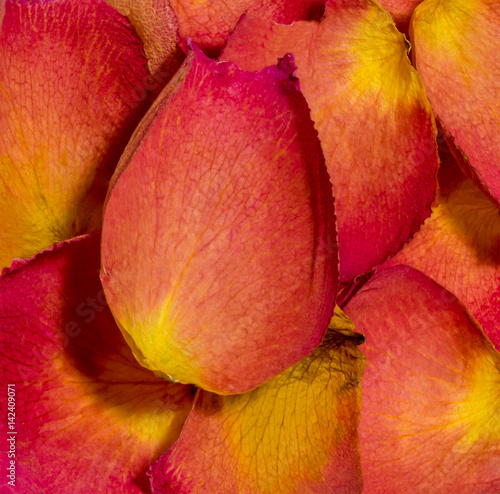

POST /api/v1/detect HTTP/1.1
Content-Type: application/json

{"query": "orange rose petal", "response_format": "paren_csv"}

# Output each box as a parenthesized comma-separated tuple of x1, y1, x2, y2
(0, 235, 194, 493)
(411, 0, 500, 203)
(149, 307, 365, 494)
(221, 0, 438, 281)
(105, 0, 185, 88)
(170, 0, 326, 55)
(384, 146, 500, 349)
(0, 0, 150, 270)
(345, 266, 500, 494)
(101, 46, 338, 394)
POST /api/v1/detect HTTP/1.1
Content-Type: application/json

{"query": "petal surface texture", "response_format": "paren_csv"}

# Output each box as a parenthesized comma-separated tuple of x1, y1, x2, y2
(345, 266, 500, 494)
(376, 0, 423, 31)
(0, 0, 149, 270)
(221, 0, 438, 281)
(101, 47, 338, 394)
(0, 235, 194, 493)
(105, 0, 184, 87)
(149, 307, 365, 494)
(170, 0, 326, 54)
(385, 147, 500, 349)
(411, 0, 500, 203)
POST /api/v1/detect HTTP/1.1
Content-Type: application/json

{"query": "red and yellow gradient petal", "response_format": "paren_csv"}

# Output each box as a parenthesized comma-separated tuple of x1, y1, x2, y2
(0, 0, 150, 270)
(0, 235, 194, 493)
(105, 0, 185, 88)
(411, 0, 500, 204)
(101, 46, 338, 395)
(221, 0, 438, 282)
(384, 146, 500, 349)
(149, 307, 365, 494)
(170, 0, 326, 55)
(345, 266, 500, 494)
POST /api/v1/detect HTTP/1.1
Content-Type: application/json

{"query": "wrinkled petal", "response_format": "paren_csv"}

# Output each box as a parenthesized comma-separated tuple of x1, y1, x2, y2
(411, 0, 500, 204)
(149, 307, 365, 494)
(345, 266, 500, 494)
(0, 0, 150, 270)
(385, 146, 500, 349)
(0, 235, 194, 493)
(376, 0, 423, 32)
(105, 0, 185, 88)
(170, 0, 326, 55)
(221, 0, 438, 281)
(101, 46, 338, 394)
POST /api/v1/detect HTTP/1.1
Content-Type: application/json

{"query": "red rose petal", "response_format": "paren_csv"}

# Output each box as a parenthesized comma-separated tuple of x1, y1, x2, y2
(101, 46, 338, 395)
(411, 0, 500, 204)
(345, 266, 500, 493)
(384, 146, 500, 349)
(221, 0, 438, 281)
(0, 0, 149, 269)
(149, 307, 365, 494)
(0, 235, 194, 493)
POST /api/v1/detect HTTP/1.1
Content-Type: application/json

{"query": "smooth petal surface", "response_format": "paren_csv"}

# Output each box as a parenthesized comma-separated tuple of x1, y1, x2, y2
(345, 266, 500, 494)
(170, 0, 326, 55)
(221, 0, 438, 281)
(0, 0, 149, 270)
(101, 47, 338, 394)
(411, 0, 500, 203)
(105, 0, 184, 88)
(149, 307, 365, 494)
(385, 147, 500, 349)
(0, 235, 194, 493)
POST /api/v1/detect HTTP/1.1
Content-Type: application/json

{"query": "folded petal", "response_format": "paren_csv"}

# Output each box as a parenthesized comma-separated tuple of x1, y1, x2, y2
(385, 147, 500, 349)
(411, 0, 500, 203)
(221, 0, 438, 281)
(105, 0, 184, 88)
(149, 307, 365, 494)
(170, 0, 326, 55)
(101, 46, 338, 395)
(0, 235, 194, 493)
(345, 266, 500, 494)
(0, 0, 150, 270)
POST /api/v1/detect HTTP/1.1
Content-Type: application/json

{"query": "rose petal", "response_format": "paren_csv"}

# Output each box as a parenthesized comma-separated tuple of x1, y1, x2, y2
(411, 0, 500, 203)
(0, 0, 150, 270)
(105, 0, 185, 88)
(101, 46, 338, 394)
(170, 0, 326, 55)
(376, 0, 423, 32)
(221, 0, 438, 281)
(149, 307, 365, 494)
(0, 235, 194, 493)
(345, 266, 500, 493)
(384, 146, 500, 349)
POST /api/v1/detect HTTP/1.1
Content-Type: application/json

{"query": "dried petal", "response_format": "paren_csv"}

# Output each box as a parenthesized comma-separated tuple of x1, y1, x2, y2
(345, 266, 500, 494)
(411, 0, 500, 203)
(0, 0, 149, 269)
(0, 236, 194, 493)
(149, 307, 365, 494)
(221, 0, 438, 281)
(101, 47, 337, 394)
